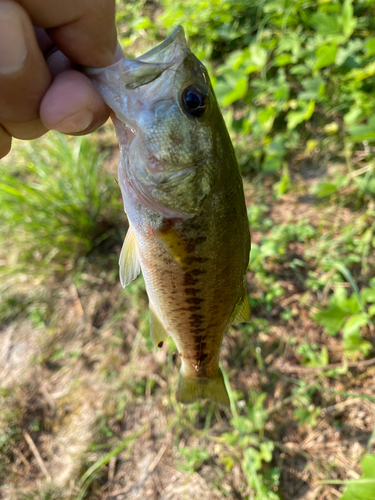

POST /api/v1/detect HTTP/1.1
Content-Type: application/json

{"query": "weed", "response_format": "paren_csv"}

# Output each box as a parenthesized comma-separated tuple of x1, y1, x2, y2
(76, 424, 148, 500)
(323, 454, 375, 499)
(312, 273, 374, 357)
(0, 132, 123, 277)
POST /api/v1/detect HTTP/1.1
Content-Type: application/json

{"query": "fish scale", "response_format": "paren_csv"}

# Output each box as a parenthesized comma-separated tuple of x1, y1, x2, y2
(87, 26, 251, 406)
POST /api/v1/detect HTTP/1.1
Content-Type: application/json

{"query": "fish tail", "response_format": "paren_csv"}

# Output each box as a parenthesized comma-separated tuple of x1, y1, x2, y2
(177, 366, 230, 407)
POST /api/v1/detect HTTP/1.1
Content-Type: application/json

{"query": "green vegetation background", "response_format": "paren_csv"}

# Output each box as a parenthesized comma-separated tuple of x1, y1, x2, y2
(1, 0, 375, 499)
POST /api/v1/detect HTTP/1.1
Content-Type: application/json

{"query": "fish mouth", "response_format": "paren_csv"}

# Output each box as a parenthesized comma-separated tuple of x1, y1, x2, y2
(85, 26, 188, 88)
(137, 26, 187, 64)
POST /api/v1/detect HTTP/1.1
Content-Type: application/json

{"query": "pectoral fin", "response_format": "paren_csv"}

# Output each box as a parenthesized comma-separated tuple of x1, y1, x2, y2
(233, 294, 251, 324)
(149, 305, 169, 348)
(119, 226, 141, 288)
(153, 221, 190, 267)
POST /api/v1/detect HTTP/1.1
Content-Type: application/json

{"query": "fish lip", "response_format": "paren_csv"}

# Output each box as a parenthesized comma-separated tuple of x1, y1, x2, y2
(84, 25, 187, 77)
(137, 25, 187, 62)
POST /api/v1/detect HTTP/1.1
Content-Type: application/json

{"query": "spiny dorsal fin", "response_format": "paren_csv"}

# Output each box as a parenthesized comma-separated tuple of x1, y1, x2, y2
(149, 305, 169, 348)
(119, 226, 141, 288)
(233, 294, 251, 324)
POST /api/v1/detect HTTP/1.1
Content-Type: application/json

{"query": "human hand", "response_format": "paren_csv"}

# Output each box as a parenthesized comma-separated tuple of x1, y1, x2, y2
(0, 0, 117, 159)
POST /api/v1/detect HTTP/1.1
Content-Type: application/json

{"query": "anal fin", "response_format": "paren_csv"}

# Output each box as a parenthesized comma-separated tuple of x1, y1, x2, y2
(150, 305, 169, 348)
(233, 293, 251, 324)
(119, 226, 141, 288)
(177, 367, 230, 407)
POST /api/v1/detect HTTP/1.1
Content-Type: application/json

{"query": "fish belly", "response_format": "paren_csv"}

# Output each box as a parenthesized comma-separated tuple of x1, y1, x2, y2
(124, 169, 249, 406)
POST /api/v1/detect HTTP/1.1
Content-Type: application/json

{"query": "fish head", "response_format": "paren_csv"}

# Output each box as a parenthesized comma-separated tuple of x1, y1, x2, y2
(87, 26, 225, 219)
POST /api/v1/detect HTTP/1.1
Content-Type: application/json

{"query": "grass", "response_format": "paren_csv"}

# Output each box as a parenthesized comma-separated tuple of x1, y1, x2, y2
(1, 0, 375, 499)
(0, 131, 123, 281)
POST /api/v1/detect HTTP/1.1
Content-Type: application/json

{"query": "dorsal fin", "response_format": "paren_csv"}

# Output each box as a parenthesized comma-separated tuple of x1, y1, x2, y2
(233, 294, 251, 324)
(119, 226, 141, 288)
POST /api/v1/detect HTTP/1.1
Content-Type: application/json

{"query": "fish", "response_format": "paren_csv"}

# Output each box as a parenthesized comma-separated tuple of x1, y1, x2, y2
(87, 26, 251, 406)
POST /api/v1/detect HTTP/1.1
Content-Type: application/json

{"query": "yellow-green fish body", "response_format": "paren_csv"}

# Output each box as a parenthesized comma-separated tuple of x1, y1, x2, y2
(88, 27, 250, 405)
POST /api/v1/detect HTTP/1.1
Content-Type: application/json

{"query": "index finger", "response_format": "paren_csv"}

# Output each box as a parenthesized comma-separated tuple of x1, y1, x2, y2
(17, 0, 117, 67)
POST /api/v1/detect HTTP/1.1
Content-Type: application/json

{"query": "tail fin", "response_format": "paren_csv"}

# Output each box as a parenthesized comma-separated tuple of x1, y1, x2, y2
(177, 367, 230, 407)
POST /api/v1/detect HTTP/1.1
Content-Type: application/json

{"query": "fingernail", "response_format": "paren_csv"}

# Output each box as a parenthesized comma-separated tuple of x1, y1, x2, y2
(55, 109, 94, 134)
(0, 11, 27, 74)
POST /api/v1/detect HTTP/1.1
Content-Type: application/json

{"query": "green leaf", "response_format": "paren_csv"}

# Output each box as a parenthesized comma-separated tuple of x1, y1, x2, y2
(305, 100, 315, 120)
(333, 263, 365, 313)
(333, 287, 350, 310)
(361, 288, 375, 304)
(362, 455, 375, 479)
(248, 243, 261, 268)
(273, 167, 291, 199)
(299, 77, 325, 101)
(258, 107, 275, 125)
(262, 135, 287, 172)
(274, 82, 290, 100)
(345, 62, 375, 83)
(349, 116, 375, 142)
(335, 39, 363, 66)
(231, 416, 254, 434)
(245, 43, 267, 73)
(221, 432, 239, 446)
(287, 101, 315, 130)
(344, 107, 364, 126)
(365, 38, 375, 56)
(342, 313, 369, 352)
(290, 65, 310, 75)
(344, 294, 362, 315)
(313, 181, 337, 198)
(314, 44, 338, 70)
(344, 334, 361, 353)
(259, 441, 274, 463)
(312, 12, 340, 36)
(134, 16, 152, 30)
(250, 43, 267, 67)
(223, 76, 248, 106)
(342, 313, 368, 336)
(275, 53, 292, 66)
(312, 305, 347, 336)
(341, 0, 357, 38)
(340, 455, 375, 500)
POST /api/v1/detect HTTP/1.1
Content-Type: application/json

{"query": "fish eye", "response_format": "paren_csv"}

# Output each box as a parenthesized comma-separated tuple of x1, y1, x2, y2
(181, 86, 208, 118)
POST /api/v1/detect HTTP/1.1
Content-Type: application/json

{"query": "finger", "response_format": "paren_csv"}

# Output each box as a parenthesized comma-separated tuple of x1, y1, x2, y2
(0, 124, 12, 159)
(17, 0, 117, 67)
(40, 70, 110, 135)
(0, 0, 50, 139)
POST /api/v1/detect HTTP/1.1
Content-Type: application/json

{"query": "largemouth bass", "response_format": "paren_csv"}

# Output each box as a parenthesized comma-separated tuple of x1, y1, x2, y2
(88, 26, 250, 406)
